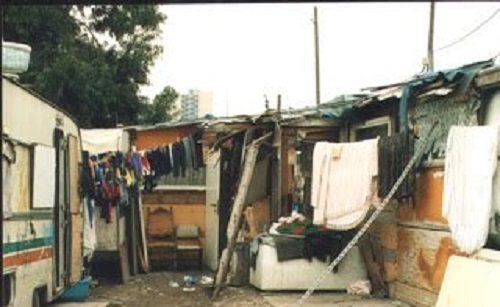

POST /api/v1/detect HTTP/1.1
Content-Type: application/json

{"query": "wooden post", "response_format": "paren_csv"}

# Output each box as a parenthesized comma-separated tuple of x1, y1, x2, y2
(137, 195, 149, 271)
(273, 95, 283, 220)
(273, 122, 282, 221)
(130, 198, 138, 276)
(427, 0, 435, 71)
(314, 6, 321, 105)
(212, 132, 272, 299)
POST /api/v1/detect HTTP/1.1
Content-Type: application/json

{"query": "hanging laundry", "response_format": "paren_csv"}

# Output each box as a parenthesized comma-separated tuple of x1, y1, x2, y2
(146, 150, 159, 177)
(83, 149, 143, 223)
(378, 132, 415, 199)
(192, 130, 205, 168)
(83, 198, 97, 257)
(183, 136, 193, 170)
(442, 126, 499, 254)
(188, 134, 199, 170)
(304, 229, 356, 272)
(168, 144, 174, 170)
(311, 139, 379, 230)
(179, 140, 187, 177)
(156, 147, 168, 176)
(172, 142, 182, 177)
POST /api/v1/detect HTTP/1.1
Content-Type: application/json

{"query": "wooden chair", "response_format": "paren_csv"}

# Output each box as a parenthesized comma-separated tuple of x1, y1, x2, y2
(146, 206, 177, 270)
(175, 224, 203, 270)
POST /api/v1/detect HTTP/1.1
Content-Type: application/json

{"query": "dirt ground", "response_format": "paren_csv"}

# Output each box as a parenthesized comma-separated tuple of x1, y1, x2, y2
(79, 270, 411, 307)
(86, 270, 271, 307)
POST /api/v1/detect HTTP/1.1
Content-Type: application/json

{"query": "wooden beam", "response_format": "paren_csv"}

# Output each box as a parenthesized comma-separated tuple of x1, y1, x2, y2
(273, 123, 283, 221)
(210, 129, 246, 153)
(130, 200, 138, 276)
(475, 67, 500, 89)
(137, 196, 149, 271)
(211, 133, 271, 299)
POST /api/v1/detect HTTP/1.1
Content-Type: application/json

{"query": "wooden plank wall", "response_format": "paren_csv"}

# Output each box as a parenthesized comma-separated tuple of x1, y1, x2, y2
(68, 134, 83, 283)
(367, 201, 399, 288)
(70, 214, 82, 283)
(131, 126, 195, 151)
(142, 190, 206, 249)
(68, 135, 80, 214)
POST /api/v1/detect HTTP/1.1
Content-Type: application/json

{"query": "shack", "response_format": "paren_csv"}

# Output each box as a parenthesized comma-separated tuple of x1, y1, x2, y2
(86, 59, 500, 307)
(128, 121, 207, 270)
(345, 59, 500, 306)
(206, 59, 500, 305)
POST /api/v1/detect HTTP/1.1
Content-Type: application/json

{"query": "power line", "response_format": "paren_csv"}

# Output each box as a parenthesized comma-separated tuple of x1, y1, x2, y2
(493, 50, 500, 60)
(434, 8, 500, 52)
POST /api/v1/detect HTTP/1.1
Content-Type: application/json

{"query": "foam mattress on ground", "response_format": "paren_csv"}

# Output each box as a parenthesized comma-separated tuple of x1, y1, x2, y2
(249, 243, 367, 290)
(436, 252, 500, 307)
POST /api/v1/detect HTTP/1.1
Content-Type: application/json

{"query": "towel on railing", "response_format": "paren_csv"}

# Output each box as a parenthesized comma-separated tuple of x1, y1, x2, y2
(311, 139, 379, 230)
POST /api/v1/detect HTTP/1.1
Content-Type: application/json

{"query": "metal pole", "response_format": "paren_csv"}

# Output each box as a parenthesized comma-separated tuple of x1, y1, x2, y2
(427, 0, 435, 71)
(314, 6, 321, 105)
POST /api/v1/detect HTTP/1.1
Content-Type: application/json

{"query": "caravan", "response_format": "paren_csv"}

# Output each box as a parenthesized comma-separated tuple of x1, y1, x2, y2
(2, 74, 85, 306)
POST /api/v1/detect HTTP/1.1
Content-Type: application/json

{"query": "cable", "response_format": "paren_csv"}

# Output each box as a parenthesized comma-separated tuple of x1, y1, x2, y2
(434, 8, 500, 52)
(493, 50, 500, 61)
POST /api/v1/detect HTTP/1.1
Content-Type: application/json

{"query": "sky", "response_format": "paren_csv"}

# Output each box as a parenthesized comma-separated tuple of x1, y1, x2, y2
(139, 2, 500, 117)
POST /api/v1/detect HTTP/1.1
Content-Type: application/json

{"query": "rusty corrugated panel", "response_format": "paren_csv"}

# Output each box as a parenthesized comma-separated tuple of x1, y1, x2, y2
(398, 166, 448, 225)
(397, 227, 464, 294)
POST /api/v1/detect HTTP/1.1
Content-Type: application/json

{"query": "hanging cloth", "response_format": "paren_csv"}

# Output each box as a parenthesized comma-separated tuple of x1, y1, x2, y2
(311, 139, 379, 230)
(183, 137, 193, 170)
(172, 142, 182, 177)
(442, 126, 499, 254)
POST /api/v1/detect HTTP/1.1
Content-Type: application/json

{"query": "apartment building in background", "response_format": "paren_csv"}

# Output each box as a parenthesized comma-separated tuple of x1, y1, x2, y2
(178, 89, 213, 120)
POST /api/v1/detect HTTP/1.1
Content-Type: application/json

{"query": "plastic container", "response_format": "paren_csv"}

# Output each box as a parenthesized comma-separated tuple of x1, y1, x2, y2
(2, 41, 31, 74)
(57, 275, 92, 302)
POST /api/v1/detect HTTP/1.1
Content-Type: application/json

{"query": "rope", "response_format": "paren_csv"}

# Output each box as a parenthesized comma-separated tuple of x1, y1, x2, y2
(434, 8, 500, 52)
(297, 122, 440, 306)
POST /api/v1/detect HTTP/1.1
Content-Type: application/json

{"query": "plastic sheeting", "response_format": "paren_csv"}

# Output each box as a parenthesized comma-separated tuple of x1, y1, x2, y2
(80, 128, 129, 154)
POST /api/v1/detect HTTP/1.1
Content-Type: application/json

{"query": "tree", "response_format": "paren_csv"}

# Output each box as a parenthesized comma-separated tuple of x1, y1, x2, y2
(138, 86, 179, 125)
(2, 5, 165, 128)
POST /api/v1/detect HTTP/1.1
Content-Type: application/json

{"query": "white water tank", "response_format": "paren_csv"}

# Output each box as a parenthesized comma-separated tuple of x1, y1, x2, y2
(2, 41, 31, 74)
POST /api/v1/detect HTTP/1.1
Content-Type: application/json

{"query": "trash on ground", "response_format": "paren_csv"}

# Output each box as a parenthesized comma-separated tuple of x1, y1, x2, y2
(347, 279, 371, 296)
(199, 276, 214, 285)
(182, 286, 196, 292)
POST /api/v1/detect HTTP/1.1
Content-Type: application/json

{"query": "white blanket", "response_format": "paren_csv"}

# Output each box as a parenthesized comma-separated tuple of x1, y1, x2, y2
(311, 139, 379, 230)
(442, 126, 499, 254)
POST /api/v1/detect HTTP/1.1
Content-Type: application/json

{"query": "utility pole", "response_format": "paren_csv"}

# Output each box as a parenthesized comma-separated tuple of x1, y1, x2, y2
(427, 0, 435, 71)
(314, 6, 321, 105)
